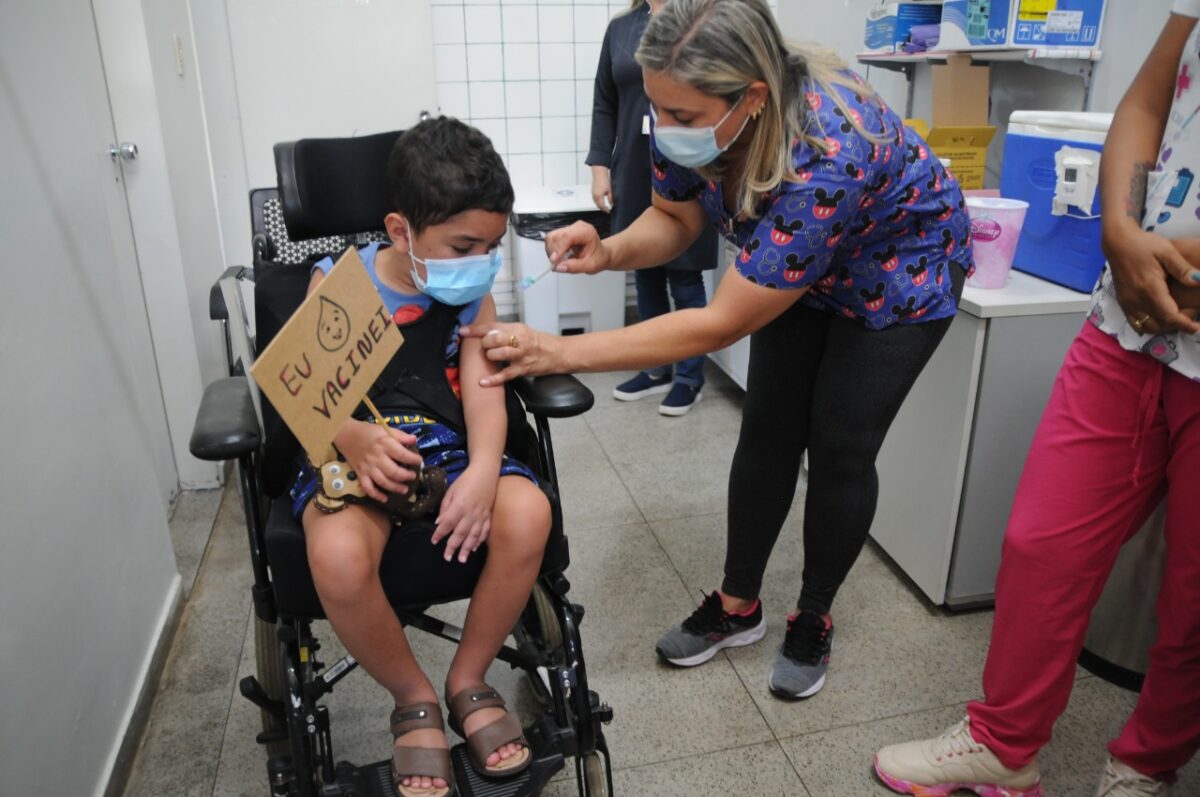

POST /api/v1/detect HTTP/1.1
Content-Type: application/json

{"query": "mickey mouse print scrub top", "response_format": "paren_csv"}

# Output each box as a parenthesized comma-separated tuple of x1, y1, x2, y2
(651, 72, 974, 330)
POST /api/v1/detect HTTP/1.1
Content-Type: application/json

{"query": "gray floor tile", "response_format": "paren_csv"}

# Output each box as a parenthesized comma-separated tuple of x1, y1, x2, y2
(169, 487, 223, 595)
(131, 360, 1197, 797)
(781, 677, 1200, 797)
(556, 521, 774, 771)
(651, 511, 993, 739)
(585, 395, 745, 523)
(549, 416, 646, 531)
(124, 488, 253, 797)
(540, 740, 809, 797)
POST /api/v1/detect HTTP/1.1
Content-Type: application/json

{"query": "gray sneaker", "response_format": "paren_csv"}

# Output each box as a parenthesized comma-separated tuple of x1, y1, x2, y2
(656, 591, 767, 667)
(769, 610, 833, 699)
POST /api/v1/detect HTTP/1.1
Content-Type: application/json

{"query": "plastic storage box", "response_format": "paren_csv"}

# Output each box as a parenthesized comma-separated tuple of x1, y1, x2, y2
(1001, 111, 1113, 293)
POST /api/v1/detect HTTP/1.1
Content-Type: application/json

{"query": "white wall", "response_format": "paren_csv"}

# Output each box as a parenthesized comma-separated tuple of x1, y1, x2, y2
(139, 0, 234, 397)
(224, 0, 439, 190)
(0, 2, 182, 794)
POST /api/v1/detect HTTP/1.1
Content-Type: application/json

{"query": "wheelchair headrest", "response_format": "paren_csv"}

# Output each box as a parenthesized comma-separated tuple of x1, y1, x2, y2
(274, 129, 402, 241)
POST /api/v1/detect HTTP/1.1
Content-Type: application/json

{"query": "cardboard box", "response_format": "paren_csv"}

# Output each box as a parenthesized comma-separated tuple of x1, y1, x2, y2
(909, 55, 997, 190)
(939, 0, 1014, 50)
(864, 2, 945, 54)
(1010, 0, 1106, 48)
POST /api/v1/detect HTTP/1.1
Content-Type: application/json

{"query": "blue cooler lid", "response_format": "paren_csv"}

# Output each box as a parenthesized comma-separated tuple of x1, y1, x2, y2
(1008, 111, 1113, 145)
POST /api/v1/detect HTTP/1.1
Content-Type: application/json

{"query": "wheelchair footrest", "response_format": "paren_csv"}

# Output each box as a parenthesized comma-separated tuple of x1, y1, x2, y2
(450, 742, 562, 797)
(340, 743, 563, 797)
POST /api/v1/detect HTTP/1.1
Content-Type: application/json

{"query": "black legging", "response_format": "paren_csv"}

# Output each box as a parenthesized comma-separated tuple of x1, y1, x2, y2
(722, 265, 965, 613)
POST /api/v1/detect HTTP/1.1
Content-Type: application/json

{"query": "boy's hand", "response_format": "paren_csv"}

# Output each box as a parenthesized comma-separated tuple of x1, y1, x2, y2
(431, 465, 497, 563)
(334, 421, 422, 503)
(1168, 237, 1200, 321)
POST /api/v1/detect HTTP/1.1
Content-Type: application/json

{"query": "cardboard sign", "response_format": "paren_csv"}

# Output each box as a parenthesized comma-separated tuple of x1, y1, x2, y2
(251, 248, 403, 463)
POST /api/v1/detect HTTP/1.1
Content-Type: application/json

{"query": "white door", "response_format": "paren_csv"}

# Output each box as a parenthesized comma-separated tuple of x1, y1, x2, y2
(92, 0, 222, 491)
(1, 1, 182, 794)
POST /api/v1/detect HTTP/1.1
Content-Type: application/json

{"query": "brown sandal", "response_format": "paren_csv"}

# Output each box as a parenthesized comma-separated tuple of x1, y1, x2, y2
(390, 702, 455, 797)
(445, 684, 532, 779)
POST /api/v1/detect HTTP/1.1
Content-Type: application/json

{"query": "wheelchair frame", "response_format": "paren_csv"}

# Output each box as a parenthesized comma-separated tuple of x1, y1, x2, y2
(189, 188, 614, 797)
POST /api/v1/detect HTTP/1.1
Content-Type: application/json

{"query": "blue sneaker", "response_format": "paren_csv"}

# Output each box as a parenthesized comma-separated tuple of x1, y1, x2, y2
(613, 371, 672, 401)
(659, 383, 702, 416)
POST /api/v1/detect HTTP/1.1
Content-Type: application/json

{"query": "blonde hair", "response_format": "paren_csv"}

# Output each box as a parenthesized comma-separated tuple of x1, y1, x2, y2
(636, 0, 882, 219)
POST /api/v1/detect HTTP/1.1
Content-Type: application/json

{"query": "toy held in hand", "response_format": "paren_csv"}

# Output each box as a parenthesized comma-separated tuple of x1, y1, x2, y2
(314, 451, 448, 521)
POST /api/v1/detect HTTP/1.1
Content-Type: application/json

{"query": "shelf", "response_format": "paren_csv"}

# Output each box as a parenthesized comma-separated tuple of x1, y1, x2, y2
(857, 48, 1101, 79)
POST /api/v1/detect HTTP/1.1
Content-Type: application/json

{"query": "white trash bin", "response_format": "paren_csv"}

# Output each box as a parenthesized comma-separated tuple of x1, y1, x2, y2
(512, 184, 624, 335)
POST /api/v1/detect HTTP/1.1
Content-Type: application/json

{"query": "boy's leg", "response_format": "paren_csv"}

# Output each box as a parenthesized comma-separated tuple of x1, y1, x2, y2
(303, 503, 447, 791)
(1108, 368, 1200, 783)
(665, 269, 708, 389)
(447, 476, 551, 765)
(966, 325, 1170, 770)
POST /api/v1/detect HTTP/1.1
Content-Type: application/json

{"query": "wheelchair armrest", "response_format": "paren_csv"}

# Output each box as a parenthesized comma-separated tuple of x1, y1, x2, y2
(514, 375, 594, 418)
(189, 377, 262, 461)
(209, 266, 252, 321)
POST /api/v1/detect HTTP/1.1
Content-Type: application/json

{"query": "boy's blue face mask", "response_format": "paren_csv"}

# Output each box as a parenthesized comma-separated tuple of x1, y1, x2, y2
(406, 222, 502, 306)
(650, 94, 749, 169)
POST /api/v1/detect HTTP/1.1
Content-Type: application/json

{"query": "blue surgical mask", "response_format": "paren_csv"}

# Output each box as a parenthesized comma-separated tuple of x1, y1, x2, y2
(651, 96, 750, 169)
(407, 222, 502, 306)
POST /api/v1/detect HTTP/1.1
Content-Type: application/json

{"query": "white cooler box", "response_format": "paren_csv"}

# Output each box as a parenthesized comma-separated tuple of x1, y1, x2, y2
(512, 184, 621, 335)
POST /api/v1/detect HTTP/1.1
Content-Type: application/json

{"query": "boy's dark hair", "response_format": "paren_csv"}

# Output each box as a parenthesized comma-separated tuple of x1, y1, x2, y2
(387, 116, 514, 232)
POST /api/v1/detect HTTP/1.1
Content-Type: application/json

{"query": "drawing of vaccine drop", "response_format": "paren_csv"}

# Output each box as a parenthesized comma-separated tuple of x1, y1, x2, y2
(317, 296, 351, 352)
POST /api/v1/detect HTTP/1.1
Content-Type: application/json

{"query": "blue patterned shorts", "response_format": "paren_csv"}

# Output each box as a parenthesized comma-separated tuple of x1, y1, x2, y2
(289, 413, 538, 520)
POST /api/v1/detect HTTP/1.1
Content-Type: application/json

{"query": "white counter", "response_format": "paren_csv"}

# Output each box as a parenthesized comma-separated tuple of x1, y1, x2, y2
(960, 270, 1094, 319)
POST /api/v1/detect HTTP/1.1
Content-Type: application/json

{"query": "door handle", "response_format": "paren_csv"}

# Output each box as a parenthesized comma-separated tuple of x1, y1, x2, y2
(109, 142, 139, 161)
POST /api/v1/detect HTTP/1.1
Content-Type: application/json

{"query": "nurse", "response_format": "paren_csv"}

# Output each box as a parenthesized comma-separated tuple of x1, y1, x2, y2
(462, 0, 973, 698)
(874, 4, 1200, 795)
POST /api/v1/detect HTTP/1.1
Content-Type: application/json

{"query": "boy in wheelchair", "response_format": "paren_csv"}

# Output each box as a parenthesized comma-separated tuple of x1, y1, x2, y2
(291, 117, 550, 797)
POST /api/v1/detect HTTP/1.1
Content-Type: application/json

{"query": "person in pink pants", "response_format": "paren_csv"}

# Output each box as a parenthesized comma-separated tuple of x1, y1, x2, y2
(873, 3, 1200, 795)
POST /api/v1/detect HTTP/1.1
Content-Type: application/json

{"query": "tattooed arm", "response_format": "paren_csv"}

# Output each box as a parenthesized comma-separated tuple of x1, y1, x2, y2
(1099, 12, 1200, 335)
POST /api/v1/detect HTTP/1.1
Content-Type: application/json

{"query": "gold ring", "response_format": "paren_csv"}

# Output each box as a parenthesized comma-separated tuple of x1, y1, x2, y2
(509, 334, 520, 349)
(1131, 314, 1151, 333)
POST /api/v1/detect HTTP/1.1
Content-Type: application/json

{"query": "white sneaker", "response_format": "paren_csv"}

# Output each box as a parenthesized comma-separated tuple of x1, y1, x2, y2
(1096, 756, 1172, 796)
(874, 717, 1043, 797)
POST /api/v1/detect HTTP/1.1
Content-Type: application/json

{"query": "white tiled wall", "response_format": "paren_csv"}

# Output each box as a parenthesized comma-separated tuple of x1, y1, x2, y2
(432, 0, 776, 318)
(433, 0, 630, 190)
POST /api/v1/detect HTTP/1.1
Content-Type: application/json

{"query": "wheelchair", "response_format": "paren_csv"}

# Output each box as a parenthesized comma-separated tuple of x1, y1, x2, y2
(188, 129, 614, 797)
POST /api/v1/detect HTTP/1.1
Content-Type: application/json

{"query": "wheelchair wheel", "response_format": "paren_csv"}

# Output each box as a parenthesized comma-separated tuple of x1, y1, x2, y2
(254, 616, 289, 757)
(532, 581, 564, 652)
(582, 752, 610, 797)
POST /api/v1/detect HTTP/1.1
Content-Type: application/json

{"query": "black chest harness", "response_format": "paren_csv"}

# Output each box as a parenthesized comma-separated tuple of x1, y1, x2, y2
(313, 300, 535, 520)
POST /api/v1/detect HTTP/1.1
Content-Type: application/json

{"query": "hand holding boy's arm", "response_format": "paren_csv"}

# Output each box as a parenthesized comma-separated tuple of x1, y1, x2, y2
(432, 297, 506, 563)
(333, 420, 422, 503)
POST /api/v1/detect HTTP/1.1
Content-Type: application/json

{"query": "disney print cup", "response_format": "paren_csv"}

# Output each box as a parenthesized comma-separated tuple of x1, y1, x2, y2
(965, 197, 1029, 290)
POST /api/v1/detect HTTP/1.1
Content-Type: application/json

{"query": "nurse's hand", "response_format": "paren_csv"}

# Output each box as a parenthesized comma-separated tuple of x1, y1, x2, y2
(545, 220, 610, 275)
(1103, 227, 1200, 336)
(457, 322, 566, 386)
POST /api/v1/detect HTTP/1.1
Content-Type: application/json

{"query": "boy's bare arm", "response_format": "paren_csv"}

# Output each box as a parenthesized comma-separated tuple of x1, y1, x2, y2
(460, 295, 507, 471)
